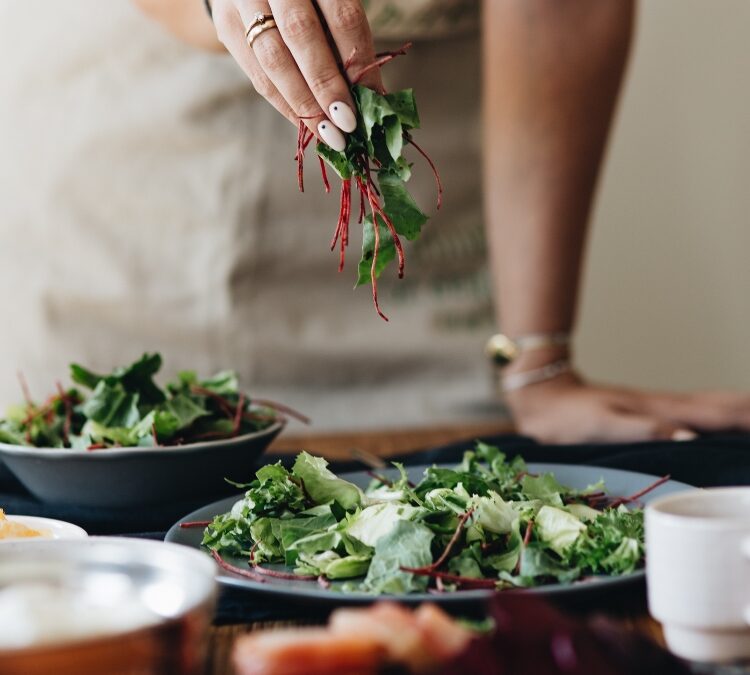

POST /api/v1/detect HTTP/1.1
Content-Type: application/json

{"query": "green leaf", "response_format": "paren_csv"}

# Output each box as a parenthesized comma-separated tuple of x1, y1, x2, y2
(355, 214, 396, 288)
(83, 420, 138, 447)
(69, 363, 103, 390)
(383, 117, 403, 162)
(521, 474, 567, 507)
(278, 510, 338, 550)
(534, 505, 587, 556)
(468, 491, 519, 535)
(292, 451, 363, 510)
(346, 502, 420, 547)
(567, 507, 645, 575)
(353, 85, 395, 142)
(296, 551, 371, 579)
(198, 370, 239, 396)
(164, 394, 210, 430)
(0, 425, 27, 446)
(518, 544, 581, 584)
(384, 89, 420, 129)
(81, 381, 140, 429)
(73, 353, 165, 407)
(317, 143, 354, 180)
(109, 353, 166, 406)
(363, 520, 434, 594)
(377, 173, 428, 240)
(355, 175, 428, 287)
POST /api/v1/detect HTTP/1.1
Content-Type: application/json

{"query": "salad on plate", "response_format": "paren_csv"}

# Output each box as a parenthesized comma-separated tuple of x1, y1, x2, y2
(202, 443, 665, 593)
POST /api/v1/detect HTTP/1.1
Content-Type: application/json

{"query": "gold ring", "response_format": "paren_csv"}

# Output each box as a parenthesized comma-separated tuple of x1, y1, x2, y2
(247, 20, 277, 48)
(245, 12, 276, 40)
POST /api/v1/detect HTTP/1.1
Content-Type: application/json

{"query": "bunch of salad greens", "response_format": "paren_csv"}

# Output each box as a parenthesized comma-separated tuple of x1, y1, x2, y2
(204, 443, 658, 593)
(0, 354, 286, 450)
(297, 43, 442, 321)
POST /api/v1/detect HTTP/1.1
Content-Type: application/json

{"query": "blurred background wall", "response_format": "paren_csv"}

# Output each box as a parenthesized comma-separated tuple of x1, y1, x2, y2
(578, 0, 750, 391)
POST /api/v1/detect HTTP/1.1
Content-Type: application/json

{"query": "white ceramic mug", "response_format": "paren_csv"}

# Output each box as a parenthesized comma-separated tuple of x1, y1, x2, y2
(646, 487, 750, 662)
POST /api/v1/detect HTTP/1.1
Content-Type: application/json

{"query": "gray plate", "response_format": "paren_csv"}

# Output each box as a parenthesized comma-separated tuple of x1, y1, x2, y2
(0, 422, 284, 508)
(166, 463, 693, 606)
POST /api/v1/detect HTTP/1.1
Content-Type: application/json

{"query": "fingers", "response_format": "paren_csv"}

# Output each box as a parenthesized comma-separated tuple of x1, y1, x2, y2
(235, 1, 327, 131)
(640, 391, 750, 432)
(598, 410, 694, 444)
(213, 0, 382, 149)
(211, 1, 297, 125)
(269, 0, 360, 134)
(315, 0, 384, 92)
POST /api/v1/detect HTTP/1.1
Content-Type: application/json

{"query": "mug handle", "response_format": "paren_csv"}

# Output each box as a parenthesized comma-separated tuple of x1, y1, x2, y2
(743, 537, 750, 625)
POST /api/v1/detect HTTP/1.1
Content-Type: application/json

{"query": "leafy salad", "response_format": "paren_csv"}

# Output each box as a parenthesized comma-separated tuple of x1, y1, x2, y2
(295, 43, 441, 321)
(203, 444, 664, 593)
(0, 354, 294, 450)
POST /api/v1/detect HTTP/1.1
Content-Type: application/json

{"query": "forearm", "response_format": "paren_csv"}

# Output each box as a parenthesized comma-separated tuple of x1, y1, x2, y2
(482, 0, 634, 344)
(132, 0, 224, 52)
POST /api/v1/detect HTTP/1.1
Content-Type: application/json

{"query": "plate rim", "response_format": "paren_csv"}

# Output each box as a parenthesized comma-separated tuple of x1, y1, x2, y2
(0, 514, 89, 542)
(165, 462, 694, 603)
(0, 421, 285, 460)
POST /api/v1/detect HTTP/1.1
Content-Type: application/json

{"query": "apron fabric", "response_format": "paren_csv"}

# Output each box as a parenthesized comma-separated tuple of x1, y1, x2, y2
(0, 0, 497, 431)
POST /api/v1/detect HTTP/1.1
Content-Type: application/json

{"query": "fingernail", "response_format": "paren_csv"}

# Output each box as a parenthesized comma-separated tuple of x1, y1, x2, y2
(672, 429, 698, 442)
(318, 120, 346, 152)
(329, 101, 357, 133)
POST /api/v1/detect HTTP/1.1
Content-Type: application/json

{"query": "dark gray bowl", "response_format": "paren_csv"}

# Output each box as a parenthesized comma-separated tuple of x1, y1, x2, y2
(0, 422, 284, 508)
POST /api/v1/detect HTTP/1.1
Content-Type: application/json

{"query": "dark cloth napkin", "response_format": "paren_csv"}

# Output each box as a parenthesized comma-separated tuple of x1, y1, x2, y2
(2, 434, 748, 623)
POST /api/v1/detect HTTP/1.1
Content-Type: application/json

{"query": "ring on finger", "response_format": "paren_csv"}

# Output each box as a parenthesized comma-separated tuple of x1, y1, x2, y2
(245, 12, 277, 47)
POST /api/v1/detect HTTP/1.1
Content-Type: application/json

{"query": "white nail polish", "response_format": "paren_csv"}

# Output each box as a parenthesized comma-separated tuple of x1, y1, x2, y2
(329, 101, 357, 133)
(672, 429, 698, 442)
(318, 120, 346, 152)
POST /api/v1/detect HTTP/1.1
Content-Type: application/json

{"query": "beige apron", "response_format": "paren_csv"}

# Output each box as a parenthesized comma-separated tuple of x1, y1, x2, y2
(0, 0, 497, 430)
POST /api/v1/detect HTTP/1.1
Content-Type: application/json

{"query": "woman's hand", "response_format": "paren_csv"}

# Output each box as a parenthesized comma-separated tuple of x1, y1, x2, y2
(211, 0, 382, 149)
(506, 371, 750, 444)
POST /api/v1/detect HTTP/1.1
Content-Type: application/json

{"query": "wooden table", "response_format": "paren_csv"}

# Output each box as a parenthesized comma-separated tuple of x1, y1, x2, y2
(202, 423, 665, 675)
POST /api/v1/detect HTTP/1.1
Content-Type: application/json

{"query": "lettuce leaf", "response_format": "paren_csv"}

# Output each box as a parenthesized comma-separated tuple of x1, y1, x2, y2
(363, 520, 434, 594)
(292, 452, 363, 510)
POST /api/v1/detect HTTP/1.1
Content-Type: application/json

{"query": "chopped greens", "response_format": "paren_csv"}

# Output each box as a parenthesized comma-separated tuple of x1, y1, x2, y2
(0, 354, 285, 450)
(204, 444, 658, 593)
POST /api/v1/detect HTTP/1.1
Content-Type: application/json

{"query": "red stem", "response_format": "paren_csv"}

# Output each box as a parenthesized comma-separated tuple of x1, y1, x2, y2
(366, 470, 393, 487)
(358, 182, 366, 224)
(318, 575, 331, 589)
(211, 549, 267, 583)
(252, 398, 310, 425)
(151, 423, 160, 448)
(399, 567, 497, 590)
(318, 156, 331, 193)
(366, 180, 405, 278)
(513, 520, 535, 575)
(608, 475, 671, 509)
(368, 187, 387, 321)
(232, 393, 246, 435)
(343, 46, 358, 73)
(351, 42, 413, 84)
(56, 382, 72, 446)
(17, 371, 33, 407)
(179, 520, 212, 529)
(407, 136, 443, 210)
(251, 563, 317, 581)
(523, 520, 534, 546)
(296, 121, 309, 192)
(190, 385, 235, 418)
(430, 508, 475, 571)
